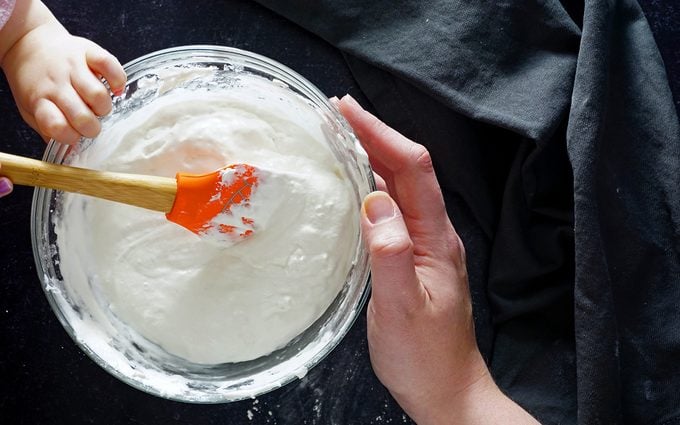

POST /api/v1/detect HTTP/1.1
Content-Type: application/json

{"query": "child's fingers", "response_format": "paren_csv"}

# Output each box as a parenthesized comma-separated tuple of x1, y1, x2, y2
(51, 89, 101, 139)
(86, 47, 126, 94)
(34, 98, 82, 145)
(18, 104, 51, 142)
(16, 103, 39, 132)
(72, 69, 113, 117)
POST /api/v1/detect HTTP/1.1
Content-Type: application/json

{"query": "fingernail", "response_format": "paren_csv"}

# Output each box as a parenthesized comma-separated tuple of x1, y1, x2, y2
(364, 192, 395, 224)
(0, 178, 13, 198)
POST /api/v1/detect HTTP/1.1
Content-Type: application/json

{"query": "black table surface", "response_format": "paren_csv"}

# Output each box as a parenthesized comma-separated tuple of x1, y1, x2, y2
(0, 1, 677, 424)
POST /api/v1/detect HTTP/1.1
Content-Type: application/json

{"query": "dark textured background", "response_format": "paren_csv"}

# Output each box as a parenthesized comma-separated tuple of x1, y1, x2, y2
(0, 1, 677, 424)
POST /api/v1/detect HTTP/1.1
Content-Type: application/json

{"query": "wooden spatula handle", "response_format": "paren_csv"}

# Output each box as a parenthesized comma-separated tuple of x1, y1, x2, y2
(0, 152, 177, 213)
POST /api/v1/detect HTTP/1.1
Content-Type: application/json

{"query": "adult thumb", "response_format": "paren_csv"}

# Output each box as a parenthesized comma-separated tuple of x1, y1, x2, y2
(0, 173, 13, 198)
(362, 191, 426, 314)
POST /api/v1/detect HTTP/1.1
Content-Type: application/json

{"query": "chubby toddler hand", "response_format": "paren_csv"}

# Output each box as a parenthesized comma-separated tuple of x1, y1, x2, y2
(0, 1, 126, 144)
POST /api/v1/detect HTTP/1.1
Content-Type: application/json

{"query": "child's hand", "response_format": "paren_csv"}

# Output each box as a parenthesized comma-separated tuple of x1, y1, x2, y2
(337, 95, 539, 425)
(1, 21, 126, 144)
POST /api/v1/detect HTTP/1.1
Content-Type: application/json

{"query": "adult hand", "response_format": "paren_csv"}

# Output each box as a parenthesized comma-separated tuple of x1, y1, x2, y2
(0, 0, 126, 144)
(337, 95, 539, 424)
(0, 163, 12, 198)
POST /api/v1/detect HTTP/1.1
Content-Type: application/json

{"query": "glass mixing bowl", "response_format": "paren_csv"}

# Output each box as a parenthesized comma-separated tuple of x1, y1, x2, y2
(30, 45, 374, 403)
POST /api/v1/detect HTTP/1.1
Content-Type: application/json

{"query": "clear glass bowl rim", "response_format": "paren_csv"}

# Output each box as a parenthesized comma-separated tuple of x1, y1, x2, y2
(30, 44, 373, 403)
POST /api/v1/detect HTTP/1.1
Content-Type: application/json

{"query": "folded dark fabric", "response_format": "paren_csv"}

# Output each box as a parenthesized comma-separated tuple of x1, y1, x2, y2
(253, 1, 680, 423)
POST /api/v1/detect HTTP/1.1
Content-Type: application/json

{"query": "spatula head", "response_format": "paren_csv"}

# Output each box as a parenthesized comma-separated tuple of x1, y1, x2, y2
(166, 164, 259, 244)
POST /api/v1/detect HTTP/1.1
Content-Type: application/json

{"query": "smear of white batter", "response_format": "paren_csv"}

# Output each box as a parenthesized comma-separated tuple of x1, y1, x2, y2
(54, 86, 357, 364)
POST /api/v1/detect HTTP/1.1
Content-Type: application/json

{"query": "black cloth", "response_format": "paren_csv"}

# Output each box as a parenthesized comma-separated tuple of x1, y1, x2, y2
(253, 1, 680, 423)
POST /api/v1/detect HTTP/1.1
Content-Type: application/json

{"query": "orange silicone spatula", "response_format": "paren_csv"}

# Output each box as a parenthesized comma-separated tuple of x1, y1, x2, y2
(0, 152, 260, 243)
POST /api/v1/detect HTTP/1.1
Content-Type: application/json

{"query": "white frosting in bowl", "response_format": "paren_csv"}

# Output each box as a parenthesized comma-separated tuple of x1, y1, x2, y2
(32, 47, 373, 403)
(54, 86, 357, 364)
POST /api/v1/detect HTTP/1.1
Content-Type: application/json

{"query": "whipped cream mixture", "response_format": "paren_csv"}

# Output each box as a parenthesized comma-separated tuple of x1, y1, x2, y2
(54, 84, 357, 364)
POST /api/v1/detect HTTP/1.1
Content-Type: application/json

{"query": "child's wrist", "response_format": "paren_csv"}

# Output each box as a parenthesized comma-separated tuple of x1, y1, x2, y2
(0, 0, 60, 65)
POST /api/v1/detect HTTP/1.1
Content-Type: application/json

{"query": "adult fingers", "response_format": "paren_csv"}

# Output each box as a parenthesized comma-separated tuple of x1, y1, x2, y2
(362, 191, 429, 315)
(338, 95, 447, 221)
(338, 95, 426, 172)
(332, 97, 391, 194)
(338, 95, 454, 260)
(72, 68, 113, 116)
(373, 172, 388, 192)
(34, 98, 82, 145)
(86, 47, 126, 95)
